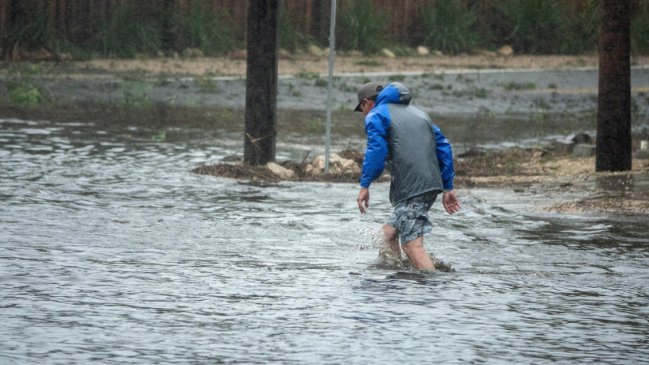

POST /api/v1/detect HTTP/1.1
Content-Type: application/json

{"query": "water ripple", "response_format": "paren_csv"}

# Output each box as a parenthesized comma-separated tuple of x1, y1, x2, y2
(1, 117, 648, 364)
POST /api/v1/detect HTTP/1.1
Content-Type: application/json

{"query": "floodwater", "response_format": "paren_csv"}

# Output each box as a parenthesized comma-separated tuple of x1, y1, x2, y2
(1, 115, 648, 364)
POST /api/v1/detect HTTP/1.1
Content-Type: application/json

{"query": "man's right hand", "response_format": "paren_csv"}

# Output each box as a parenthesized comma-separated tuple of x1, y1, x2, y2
(357, 188, 370, 214)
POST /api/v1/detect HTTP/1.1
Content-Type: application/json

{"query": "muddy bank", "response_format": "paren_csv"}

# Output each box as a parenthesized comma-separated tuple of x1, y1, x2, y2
(191, 146, 649, 215)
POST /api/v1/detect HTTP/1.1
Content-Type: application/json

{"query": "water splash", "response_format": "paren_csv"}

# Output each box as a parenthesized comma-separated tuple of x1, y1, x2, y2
(370, 230, 455, 272)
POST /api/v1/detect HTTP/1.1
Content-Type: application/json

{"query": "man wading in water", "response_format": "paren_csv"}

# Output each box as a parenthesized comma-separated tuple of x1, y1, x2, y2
(354, 82, 461, 271)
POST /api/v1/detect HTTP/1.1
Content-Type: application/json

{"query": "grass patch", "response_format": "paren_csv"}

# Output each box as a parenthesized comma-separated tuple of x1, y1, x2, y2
(9, 84, 46, 106)
(119, 80, 152, 108)
(501, 81, 537, 90)
(296, 71, 320, 79)
(195, 76, 220, 93)
(314, 78, 328, 88)
(3, 63, 50, 107)
(474, 88, 489, 98)
(429, 83, 446, 90)
(388, 74, 406, 82)
(119, 69, 149, 82)
(354, 59, 382, 67)
(155, 73, 173, 86)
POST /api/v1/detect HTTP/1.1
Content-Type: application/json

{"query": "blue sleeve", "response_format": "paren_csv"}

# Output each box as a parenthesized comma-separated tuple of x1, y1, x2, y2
(432, 124, 455, 190)
(360, 111, 389, 188)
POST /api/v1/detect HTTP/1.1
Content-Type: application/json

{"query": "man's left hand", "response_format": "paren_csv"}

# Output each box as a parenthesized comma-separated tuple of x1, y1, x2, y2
(442, 190, 461, 214)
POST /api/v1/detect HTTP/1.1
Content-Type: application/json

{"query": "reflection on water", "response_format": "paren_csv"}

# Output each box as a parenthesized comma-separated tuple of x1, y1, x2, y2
(1, 117, 648, 364)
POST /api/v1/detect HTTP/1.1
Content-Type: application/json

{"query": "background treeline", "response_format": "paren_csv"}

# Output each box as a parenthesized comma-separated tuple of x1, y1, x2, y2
(1, 0, 648, 59)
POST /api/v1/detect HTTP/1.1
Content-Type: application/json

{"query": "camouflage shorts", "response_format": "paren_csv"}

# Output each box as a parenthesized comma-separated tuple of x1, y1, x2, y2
(386, 191, 438, 244)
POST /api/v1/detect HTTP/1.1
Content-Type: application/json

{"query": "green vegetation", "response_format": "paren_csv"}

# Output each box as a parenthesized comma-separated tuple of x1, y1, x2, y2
(493, 0, 568, 54)
(96, 4, 162, 58)
(501, 81, 537, 91)
(429, 83, 445, 90)
(2, 2, 240, 59)
(1, 0, 649, 59)
(562, 0, 600, 54)
(450, 87, 490, 99)
(119, 79, 152, 108)
(4, 64, 49, 107)
(475, 88, 489, 99)
(172, 3, 239, 56)
(278, 4, 310, 52)
(155, 73, 173, 87)
(336, 0, 389, 54)
(307, 116, 324, 133)
(296, 71, 320, 79)
(151, 131, 167, 142)
(195, 76, 220, 94)
(419, 1, 478, 54)
(354, 60, 383, 67)
(632, 1, 649, 54)
(6, 6, 53, 53)
(388, 75, 407, 82)
(314, 78, 328, 88)
(9, 84, 45, 106)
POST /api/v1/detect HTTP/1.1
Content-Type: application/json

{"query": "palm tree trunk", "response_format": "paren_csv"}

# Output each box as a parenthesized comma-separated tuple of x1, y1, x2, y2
(244, 0, 278, 165)
(596, 0, 631, 172)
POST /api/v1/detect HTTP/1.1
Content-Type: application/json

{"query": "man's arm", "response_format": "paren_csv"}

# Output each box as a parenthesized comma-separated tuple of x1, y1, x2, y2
(359, 112, 389, 188)
(357, 112, 389, 213)
(432, 124, 455, 191)
(433, 125, 460, 214)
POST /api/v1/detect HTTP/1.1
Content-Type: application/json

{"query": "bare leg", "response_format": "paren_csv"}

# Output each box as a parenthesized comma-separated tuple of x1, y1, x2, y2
(402, 237, 435, 271)
(382, 224, 400, 259)
(377, 224, 401, 266)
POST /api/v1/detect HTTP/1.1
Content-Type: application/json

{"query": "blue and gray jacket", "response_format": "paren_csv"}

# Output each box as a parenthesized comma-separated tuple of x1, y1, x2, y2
(360, 83, 455, 205)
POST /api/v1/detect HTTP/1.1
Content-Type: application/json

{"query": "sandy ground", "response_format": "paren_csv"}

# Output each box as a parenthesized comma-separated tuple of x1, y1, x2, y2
(74, 53, 649, 77)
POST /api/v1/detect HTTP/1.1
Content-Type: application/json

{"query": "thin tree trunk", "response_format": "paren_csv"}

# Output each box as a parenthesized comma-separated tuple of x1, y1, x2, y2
(58, 0, 66, 39)
(6, 0, 19, 58)
(596, 0, 631, 172)
(244, 0, 278, 165)
(160, 0, 175, 52)
(0, 0, 8, 45)
(304, 0, 313, 35)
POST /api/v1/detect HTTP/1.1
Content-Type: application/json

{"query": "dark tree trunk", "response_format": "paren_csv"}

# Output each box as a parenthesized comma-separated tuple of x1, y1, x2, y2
(596, 0, 631, 172)
(160, 0, 175, 52)
(0, 0, 11, 53)
(244, 0, 278, 165)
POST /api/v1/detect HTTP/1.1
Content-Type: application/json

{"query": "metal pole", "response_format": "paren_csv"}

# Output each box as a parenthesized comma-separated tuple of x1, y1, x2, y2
(323, 0, 336, 174)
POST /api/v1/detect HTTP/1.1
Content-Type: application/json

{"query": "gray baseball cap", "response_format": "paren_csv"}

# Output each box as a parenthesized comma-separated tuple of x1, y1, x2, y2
(353, 82, 383, 112)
